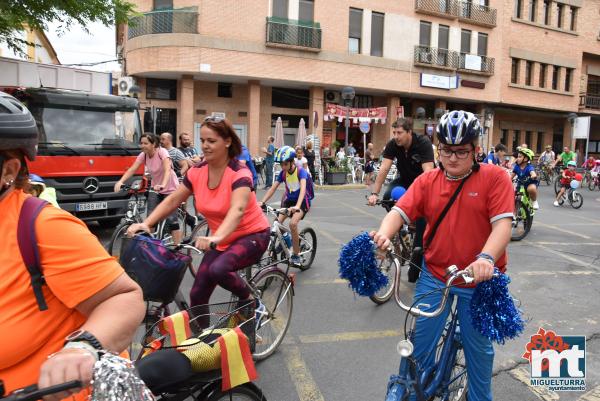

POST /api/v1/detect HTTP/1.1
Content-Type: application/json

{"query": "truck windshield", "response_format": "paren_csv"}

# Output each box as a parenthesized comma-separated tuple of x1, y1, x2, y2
(36, 106, 142, 154)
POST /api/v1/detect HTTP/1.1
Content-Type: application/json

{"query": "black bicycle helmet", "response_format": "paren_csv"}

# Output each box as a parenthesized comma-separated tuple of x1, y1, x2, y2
(0, 91, 38, 160)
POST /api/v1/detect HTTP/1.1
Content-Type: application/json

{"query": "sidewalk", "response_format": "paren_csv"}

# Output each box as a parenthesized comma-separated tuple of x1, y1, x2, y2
(314, 183, 367, 190)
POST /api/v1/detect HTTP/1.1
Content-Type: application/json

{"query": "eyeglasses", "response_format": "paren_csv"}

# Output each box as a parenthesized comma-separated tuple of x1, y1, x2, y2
(439, 148, 472, 159)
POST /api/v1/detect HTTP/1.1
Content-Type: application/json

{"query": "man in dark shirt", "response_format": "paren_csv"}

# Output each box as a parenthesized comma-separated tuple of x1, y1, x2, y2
(368, 117, 434, 282)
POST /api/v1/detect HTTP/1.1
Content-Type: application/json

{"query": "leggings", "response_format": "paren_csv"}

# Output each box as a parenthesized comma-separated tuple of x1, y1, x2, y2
(189, 228, 270, 307)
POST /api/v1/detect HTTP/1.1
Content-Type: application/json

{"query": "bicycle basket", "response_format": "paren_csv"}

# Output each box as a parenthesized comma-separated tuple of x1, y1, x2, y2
(119, 236, 191, 303)
(140, 302, 256, 371)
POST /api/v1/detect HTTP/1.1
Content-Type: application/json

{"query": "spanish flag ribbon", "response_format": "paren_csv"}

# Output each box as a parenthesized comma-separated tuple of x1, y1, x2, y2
(218, 326, 258, 391)
(159, 310, 192, 346)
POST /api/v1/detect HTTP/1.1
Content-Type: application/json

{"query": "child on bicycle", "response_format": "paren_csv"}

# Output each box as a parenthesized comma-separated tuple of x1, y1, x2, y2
(554, 160, 578, 206)
(511, 148, 539, 210)
(259, 145, 310, 268)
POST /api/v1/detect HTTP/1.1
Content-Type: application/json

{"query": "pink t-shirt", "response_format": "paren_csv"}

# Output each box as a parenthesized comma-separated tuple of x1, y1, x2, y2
(184, 160, 270, 250)
(136, 148, 179, 194)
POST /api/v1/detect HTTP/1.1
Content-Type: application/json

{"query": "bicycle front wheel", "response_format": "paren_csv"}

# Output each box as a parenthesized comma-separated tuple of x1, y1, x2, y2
(570, 192, 583, 209)
(107, 221, 131, 256)
(511, 200, 532, 241)
(205, 382, 265, 401)
(252, 269, 293, 361)
(298, 227, 317, 271)
(369, 253, 399, 305)
(554, 176, 561, 195)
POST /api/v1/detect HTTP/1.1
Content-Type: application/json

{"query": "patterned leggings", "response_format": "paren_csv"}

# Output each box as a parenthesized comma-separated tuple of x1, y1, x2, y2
(189, 228, 270, 307)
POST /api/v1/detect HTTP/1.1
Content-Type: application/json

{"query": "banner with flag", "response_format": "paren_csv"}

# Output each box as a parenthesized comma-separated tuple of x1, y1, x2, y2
(218, 326, 258, 391)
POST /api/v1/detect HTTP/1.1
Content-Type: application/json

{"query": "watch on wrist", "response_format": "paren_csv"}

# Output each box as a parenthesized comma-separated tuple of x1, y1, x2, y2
(371, 192, 379, 196)
(65, 329, 104, 351)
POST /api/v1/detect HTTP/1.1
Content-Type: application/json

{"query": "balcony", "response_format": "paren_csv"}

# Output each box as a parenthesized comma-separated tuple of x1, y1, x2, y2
(457, 1, 497, 27)
(579, 94, 600, 110)
(128, 9, 198, 39)
(266, 17, 322, 51)
(414, 45, 459, 69)
(459, 53, 495, 75)
(415, 0, 496, 27)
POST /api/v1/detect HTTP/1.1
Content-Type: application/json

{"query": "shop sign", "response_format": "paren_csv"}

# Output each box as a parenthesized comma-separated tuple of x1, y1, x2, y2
(324, 103, 388, 124)
(464, 54, 482, 71)
(420, 73, 458, 90)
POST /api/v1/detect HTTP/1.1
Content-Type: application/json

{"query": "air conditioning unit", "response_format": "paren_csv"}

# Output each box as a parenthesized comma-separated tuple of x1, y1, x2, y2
(118, 76, 134, 96)
(325, 90, 341, 104)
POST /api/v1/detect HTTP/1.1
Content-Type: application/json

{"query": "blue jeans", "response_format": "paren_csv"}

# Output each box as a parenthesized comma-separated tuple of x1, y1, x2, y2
(265, 159, 274, 186)
(410, 263, 494, 401)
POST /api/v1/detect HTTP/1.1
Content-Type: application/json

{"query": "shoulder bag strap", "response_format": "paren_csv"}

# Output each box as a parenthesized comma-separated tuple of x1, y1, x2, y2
(424, 173, 472, 250)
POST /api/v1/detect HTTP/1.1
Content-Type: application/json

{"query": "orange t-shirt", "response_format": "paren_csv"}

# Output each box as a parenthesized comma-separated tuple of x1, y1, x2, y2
(183, 160, 270, 251)
(0, 190, 124, 394)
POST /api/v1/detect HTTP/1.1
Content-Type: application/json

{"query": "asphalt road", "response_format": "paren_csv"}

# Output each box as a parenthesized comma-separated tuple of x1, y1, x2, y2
(93, 183, 600, 401)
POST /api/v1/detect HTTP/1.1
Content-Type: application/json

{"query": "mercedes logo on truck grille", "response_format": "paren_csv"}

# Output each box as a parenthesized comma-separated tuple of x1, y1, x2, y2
(83, 177, 100, 194)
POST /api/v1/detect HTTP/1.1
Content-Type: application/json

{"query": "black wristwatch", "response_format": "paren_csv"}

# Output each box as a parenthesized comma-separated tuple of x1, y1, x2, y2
(65, 329, 104, 350)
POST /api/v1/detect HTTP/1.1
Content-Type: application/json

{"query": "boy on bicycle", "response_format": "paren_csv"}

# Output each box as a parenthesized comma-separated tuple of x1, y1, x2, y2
(554, 160, 578, 207)
(371, 110, 513, 401)
(259, 146, 311, 268)
(511, 148, 539, 210)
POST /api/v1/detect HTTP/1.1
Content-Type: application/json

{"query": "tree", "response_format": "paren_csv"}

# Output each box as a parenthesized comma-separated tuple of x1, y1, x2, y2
(0, 0, 135, 56)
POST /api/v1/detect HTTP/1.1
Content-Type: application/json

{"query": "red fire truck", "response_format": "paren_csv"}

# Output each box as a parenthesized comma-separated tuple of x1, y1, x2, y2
(4, 87, 143, 227)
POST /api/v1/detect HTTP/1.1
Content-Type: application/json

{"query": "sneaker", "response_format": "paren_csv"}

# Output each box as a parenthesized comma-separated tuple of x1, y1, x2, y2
(290, 254, 302, 268)
(553, 201, 559, 207)
(532, 200, 539, 210)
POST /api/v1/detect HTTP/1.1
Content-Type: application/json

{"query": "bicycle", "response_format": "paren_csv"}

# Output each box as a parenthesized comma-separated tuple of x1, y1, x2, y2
(262, 205, 317, 271)
(588, 171, 600, 191)
(1, 381, 82, 401)
(385, 262, 483, 401)
(553, 165, 564, 195)
(536, 163, 553, 186)
(511, 178, 534, 241)
(557, 181, 583, 209)
(369, 199, 416, 305)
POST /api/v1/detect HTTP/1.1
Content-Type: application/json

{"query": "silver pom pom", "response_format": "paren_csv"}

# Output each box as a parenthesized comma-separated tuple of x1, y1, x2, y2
(91, 353, 155, 401)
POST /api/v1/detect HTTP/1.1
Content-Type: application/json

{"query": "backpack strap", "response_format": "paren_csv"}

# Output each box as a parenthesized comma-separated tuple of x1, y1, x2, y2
(17, 196, 50, 311)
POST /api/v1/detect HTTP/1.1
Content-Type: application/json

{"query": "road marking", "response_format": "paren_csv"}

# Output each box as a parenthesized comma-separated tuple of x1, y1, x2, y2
(509, 367, 559, 401)
(283, 346, 325, 401)
(561, 212, 600, 224)
(314, 228, 343, 246)
(299, 329, 401, 344)
(337, 200, 381, 219)
(578, 385, 600, 401)
(523, 240, 592, 267)
(535, 221, 592, 240)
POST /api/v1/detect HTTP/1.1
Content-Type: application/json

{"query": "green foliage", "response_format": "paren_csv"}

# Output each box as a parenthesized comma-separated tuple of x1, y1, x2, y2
(0, 0, 136, 56)
(332, 140, 341, 151)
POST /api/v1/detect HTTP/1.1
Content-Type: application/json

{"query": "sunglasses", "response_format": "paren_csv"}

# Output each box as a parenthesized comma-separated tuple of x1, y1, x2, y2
(203, 116, 225, 123)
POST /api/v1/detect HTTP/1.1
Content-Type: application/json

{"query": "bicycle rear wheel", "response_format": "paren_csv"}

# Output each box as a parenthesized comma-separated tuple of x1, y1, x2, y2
(107, 221, 130, 256)
(252, 269, 293, 360)
(298, 227, 317, 271)
(369, 253, 399, 305)
(554, 176, 561, 195)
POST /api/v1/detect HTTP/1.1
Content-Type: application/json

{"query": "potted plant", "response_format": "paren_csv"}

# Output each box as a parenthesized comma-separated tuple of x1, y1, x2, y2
(326, 158, 349, 185)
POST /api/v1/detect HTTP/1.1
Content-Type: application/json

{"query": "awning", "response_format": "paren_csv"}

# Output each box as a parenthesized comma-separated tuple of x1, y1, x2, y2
(324, 103, 387, 124)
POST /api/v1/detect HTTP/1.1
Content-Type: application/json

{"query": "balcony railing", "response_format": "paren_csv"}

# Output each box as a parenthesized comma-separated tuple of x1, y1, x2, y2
(415, 0, 496, 27)
(457, 1, 497, 27)
(580, 94, 600, 110)
(414, 45, 459, 69)
(459, 53, 495, 75)
(266, 17, 322, 50)
(128, 9, 198, 39)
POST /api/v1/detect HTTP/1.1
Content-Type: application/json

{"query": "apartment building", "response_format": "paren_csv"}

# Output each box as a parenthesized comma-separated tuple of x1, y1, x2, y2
(118, 0, 600, 158)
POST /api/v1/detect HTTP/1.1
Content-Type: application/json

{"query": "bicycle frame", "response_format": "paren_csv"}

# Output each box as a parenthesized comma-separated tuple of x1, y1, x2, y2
(264, 206, 314, 261)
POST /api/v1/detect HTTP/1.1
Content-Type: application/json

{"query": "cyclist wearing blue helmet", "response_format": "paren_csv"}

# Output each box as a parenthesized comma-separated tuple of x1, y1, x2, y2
(27, 174, 60, 208)
(372, 110, 514, 401)
(259, 145, 311, 267)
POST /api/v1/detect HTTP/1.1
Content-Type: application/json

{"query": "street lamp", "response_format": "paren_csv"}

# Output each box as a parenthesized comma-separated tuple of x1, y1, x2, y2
(341, 86, 355, 154)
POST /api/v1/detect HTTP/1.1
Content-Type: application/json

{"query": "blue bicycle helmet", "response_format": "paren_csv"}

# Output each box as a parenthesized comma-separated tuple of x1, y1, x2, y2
(436, 110, 481, 146)
(274, 145, 296, 163)
(29, 173, 45, 184)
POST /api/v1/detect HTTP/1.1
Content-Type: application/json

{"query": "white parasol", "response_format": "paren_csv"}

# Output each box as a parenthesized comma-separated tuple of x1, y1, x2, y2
(274, 117, 284, 149)
(297, 118, 307, 147)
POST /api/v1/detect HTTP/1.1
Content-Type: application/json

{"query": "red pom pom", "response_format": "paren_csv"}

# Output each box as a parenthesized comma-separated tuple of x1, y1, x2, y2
(575, 173, 583, 181)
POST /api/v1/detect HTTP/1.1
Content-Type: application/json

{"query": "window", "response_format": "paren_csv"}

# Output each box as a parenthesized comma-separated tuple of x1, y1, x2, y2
(438, 25, 449, 49)
(556, 3, 563, 28)
(552, 66, 559, 90)
(299, 0, 314, 21)
(529, 0, 537, 21)
(569, 7, 577, 31)
(272, 87, 309, 109)
(419, 21, 431, 46)
(353, 95, 373, 108)
(217, 82, 232, 98)
(539, 63, 547, 88)
(272, 0, 288, 18)
(349, 8, 363, 54)
(543, 0, 550, 24)
(461, 29, 471, 53)
(537, 132, 544, 154)
(525, 61, 533, 86)
(477, 32, 488, 56)
(511, 58, 520, 84)
(513, 130, 520, 152)
(153, 0, 173, 10)
(525, 131, 532, 148)
(515, 0, 523, 18)
(146, 78, 177, 100)
(564, 68, 572, 92)
(370, 12, 384, 57)
(588, 75, 600, 95)
(500, 129, 508, 146)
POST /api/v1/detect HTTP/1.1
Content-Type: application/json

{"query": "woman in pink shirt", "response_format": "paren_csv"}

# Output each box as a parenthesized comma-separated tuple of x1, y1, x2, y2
(127, 118, 270, 307)
(115, 133, 181, 243)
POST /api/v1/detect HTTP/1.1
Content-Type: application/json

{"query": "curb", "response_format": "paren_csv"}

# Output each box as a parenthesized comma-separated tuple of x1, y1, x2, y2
(315, 184, 367, 190)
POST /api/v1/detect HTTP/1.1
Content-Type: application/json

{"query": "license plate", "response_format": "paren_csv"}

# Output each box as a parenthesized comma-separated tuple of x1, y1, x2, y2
(76, 201, 108, 211)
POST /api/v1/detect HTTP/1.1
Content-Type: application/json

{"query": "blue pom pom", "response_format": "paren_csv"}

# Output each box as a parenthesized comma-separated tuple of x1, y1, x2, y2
(390, 186, 407, 201)
(338, 232, 388, 297)
(470, 270, 526, 344)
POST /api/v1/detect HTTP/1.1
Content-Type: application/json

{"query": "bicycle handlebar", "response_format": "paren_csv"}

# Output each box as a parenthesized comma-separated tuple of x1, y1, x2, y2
(1, 381, 82, 401)
(262, 204, 300, 216)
